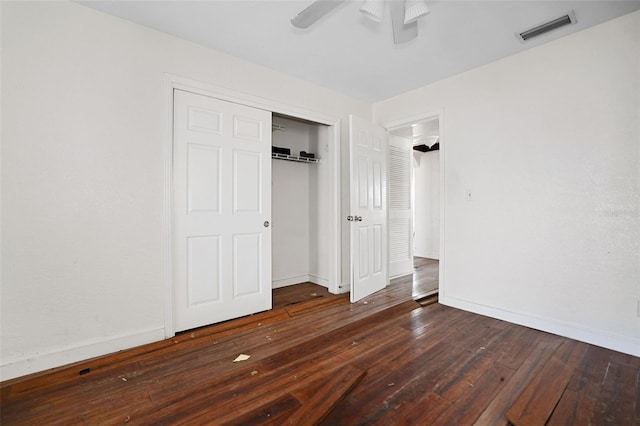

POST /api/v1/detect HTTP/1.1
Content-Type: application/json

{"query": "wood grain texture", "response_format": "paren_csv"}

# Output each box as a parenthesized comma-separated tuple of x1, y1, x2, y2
(283, 365, 366, 425)
(506, 339, 589, 426)
(2, 259, 639, 425)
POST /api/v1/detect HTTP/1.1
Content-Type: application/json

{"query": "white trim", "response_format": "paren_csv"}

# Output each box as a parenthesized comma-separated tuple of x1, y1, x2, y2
(166, 74, 337, 125)
(384, 111, 442, 133)
(309, 274, 330, 288)
(440, 296, 640, 357)
(162, 74, 174, 339)
(438, 110, 446, 300)
(381, 109, 445, 297)
(329, 122, 342, 296)
(414, 251, 439, 260)
(272, 275, 311, 289)
(163, 74, 342, 337)
(0, 327, 165, 382)
(271, 274, 330, 289)
(389, 271, 413, 280)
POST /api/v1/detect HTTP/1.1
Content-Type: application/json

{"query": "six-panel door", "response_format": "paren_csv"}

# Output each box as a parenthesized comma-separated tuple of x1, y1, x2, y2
(349, 115, 388, 302)
(173, 90, 272, 332)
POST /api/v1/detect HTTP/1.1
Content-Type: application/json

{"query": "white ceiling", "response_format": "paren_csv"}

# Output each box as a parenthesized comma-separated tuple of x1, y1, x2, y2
(78, 0, 640, 102)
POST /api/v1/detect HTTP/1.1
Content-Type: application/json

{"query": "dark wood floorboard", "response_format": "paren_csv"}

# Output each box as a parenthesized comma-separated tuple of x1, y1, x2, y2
(2, 260, 638, 425)
(272, 282, 336, 309)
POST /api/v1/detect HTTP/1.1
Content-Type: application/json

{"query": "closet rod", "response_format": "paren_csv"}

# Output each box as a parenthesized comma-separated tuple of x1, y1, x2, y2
(272, 152, 320, 164)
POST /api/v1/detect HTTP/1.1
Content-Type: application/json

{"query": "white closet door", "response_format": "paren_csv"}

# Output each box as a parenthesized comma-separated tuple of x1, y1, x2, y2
(388, 136, 413, 278)
(349, 115, 388, 302)
(173, 89, 272, 332)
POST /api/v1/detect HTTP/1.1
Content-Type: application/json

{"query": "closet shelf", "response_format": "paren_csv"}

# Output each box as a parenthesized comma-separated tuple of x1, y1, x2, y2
(272, 152, 320, 164)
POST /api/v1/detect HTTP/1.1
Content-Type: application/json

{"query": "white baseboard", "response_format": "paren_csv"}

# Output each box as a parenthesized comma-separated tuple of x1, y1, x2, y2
(272, 275, 310, 289)
(308, 275, 329, 288)
(439, 296, 640, 357)
(414, 251, 439, 260)
(0, 327, 165, 382)
(272, 274, 330, 289)
(390, 271, 413, 280)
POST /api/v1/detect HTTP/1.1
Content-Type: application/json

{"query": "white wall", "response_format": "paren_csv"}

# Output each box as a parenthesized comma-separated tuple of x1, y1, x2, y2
(0, 1, 370, 380)
(271, 117, 311, 288)
(374, 11, 640, 356)
(413, 151, 440, 259)
(271, 117, 332, 289)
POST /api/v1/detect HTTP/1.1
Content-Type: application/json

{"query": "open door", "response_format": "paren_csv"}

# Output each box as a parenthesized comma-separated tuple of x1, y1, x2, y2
(388, 135, 413, 278)
(173, 89, 272, 332)
(349, 115, 388, 302)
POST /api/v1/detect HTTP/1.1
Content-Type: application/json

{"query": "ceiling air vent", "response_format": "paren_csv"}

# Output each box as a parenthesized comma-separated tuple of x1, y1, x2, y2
(517, 11, 576, 42)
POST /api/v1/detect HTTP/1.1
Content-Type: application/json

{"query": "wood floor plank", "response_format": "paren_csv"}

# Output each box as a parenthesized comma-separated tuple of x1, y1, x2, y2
(131, 300, 415, 424)
(3, 260, 639, 426)
(323, 340, 466, 424)
(284, 294, 349, 316)
(433, 362, 516, 425)
(283, 365, 366, 426)
(1, 307, 290, 411)
(260, 301, 419, 372)
(590, 359, 639, 425)
(272, 282, 335, 310)
(474, 338, 563, 426)
(495, 327, 560, 371)
(505, 339, 589, 426)
(546, 345, 611, 426)
(336, 314, 516, 424)
(323, 310, 508, 425)
(388, 392, 453, 425)
(171, 346, 369, 425)
(221, 393, 302, 426)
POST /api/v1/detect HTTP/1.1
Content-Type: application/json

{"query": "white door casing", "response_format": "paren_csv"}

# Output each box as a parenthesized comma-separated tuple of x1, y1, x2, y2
(388, 135, 413, 278)
(349, 115, 388, 302)
(173, 89, 272, 332)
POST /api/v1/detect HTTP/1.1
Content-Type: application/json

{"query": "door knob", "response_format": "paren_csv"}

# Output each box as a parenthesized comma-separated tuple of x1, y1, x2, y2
(355, 216, 363, 222)
(264, 221, 270, 228)
(347, 216, 354, 222)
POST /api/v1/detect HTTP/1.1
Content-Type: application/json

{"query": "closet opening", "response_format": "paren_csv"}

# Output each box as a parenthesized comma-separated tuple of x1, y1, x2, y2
(271, 113, 336, 304)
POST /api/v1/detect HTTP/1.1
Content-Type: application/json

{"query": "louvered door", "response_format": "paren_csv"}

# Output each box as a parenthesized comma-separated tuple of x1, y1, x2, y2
(388, 136, 413, 278)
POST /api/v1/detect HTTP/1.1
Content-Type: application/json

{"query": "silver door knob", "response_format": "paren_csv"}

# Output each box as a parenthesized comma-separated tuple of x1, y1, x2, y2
(264, 221, 270, 228)
(355, 216, 363, 222)
(347, 216, 354, 222)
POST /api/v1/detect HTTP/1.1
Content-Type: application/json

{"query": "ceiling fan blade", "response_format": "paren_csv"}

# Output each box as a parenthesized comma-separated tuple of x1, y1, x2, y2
(291, 0, 345, 29)
(390, 0, 418, 44)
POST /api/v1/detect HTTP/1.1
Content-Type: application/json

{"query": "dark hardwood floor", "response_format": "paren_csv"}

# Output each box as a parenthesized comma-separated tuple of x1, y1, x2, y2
(272, 282, 336, 310)
(2, 261, 638, 425)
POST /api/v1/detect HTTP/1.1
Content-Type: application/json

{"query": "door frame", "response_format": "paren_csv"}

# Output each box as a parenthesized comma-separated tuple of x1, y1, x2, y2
(382, 110, 446, 299)
(162, 74, 342, 337)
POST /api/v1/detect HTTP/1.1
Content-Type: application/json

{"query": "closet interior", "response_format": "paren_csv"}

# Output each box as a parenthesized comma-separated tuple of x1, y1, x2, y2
(271, 114, 333, 291)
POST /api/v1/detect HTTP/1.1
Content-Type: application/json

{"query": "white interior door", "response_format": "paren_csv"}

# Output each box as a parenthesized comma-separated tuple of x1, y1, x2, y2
(349, 115, 388, 302)
(173, 89, 272, 332)
(388, 135, 413, 278)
